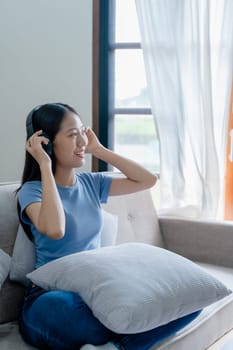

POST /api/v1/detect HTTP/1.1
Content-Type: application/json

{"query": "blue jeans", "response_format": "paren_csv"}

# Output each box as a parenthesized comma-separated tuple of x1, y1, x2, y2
(19, 284, 201, 350)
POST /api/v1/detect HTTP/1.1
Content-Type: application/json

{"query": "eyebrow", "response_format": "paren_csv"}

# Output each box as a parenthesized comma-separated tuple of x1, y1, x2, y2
(66, 125, 84, 133)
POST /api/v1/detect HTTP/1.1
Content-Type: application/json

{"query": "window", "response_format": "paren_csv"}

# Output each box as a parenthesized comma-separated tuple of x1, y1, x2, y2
(93, 0, 159, 173)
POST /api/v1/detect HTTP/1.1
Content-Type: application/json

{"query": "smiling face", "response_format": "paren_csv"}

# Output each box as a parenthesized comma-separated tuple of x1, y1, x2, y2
(53, 112, 88, 170)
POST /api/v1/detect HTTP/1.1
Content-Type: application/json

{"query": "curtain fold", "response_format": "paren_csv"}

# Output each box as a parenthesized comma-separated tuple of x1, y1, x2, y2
(135, 0, 233, 218)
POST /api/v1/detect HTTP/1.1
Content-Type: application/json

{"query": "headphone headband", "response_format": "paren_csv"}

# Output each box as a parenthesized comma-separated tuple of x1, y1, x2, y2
(26, 105, 42, 138)
(25, 104, 52, 156)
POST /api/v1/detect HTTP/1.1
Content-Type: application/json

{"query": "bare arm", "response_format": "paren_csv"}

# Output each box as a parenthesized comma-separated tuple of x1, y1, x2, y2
(25, 131, 65, 239)
(85, 128, 157, 196)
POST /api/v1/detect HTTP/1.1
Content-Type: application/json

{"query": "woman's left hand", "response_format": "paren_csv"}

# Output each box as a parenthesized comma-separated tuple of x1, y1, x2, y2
(84, 127, 157, 195)
(85, 127, 103, 155)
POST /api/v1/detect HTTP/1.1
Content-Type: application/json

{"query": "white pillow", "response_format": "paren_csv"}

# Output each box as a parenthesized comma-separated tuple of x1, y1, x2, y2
(27, 242, 232, 334)
(0, 249, 11, 289)
(10, 211, 118, 286)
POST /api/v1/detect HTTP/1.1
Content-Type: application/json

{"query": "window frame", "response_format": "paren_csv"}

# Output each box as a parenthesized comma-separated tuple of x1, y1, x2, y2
(92, 0, 109, 171)
(92, 0, 152, 172)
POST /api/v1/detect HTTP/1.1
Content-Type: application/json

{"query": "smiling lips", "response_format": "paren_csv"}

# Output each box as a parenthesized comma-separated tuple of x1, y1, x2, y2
(75, 152, 85, 159)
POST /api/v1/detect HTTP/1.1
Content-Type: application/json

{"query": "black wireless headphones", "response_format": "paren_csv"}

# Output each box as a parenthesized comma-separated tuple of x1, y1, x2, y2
(26, 105, 53, 156)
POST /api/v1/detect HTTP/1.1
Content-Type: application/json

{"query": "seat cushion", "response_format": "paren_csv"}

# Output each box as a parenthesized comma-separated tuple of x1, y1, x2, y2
(149, 263, 233, 350)
(0, 321, 37, 349)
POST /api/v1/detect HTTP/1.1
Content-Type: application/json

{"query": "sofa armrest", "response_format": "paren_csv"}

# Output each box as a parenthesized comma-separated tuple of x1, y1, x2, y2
(158, 216, 233, 267)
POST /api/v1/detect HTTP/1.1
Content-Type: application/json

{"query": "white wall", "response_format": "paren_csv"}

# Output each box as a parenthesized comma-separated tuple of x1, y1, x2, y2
(0, 0, 93, 182)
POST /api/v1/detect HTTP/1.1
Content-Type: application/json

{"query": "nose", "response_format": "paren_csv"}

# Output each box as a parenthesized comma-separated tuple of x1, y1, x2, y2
(76, 132, 88, 147)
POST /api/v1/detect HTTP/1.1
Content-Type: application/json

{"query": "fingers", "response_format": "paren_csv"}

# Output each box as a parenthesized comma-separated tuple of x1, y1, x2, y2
(85, 127, 97, 139)
(27, 130, 49, 149)
(84, 126, 91, 134)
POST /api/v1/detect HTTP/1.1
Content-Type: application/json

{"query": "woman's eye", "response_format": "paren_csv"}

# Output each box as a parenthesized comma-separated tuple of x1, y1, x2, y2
(69, 127, 86, 138)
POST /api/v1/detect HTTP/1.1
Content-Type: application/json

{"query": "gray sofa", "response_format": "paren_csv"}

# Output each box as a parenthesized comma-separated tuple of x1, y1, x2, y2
(1, 180, 233, 350)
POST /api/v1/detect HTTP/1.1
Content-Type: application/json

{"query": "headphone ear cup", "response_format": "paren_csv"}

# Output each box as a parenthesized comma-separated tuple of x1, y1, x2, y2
(41, 132, 53, 156)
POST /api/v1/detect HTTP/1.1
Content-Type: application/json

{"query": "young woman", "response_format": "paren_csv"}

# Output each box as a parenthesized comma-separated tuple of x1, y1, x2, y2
(17, 103, 200, 350)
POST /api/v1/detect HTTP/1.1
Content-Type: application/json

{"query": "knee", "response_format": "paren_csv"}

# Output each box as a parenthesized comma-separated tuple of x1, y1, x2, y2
(21, 290, 114, 347)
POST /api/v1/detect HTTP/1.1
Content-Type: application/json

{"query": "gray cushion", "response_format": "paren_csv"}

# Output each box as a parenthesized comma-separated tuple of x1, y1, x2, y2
(0, 183, 19, 256)
(100, 210, 118, 247)
(27, 242, 232, 334)
(10, 225, 36, 286)
(0, 249, 11, 289)
(10, 211, 118, 286)
(0, 183, 25, 323)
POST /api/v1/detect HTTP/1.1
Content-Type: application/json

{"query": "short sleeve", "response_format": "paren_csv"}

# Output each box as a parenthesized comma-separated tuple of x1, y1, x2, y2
(78, 173, 112, 204)
(17, 181, 42, 224)
(98, 173, 112, 203)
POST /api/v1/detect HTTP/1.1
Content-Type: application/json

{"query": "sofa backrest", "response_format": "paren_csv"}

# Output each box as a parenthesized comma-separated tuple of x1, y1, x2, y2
(0, 182, 164, 252)
(0, 180, 163, 323)
(102, 190, 164, 247)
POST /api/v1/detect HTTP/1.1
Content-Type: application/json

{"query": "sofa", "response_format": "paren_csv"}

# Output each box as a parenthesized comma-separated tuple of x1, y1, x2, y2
(1, 178, 233, 350)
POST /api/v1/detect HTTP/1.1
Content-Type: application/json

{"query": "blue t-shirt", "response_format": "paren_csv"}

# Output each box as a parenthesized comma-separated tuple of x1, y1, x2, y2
(18, 172, 112, 268)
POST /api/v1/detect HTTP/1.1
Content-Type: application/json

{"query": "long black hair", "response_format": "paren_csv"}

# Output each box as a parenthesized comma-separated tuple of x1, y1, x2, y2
(18, 102, 79, 191)
(16, 103, 79, 240)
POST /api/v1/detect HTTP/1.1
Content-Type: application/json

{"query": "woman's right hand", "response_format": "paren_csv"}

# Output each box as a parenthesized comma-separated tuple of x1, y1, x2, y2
(25, 130, 65, 239)
(26, 130, 51, 166)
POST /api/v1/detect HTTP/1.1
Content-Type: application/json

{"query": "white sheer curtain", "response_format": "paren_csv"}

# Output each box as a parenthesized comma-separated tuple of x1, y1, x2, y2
(135, 0, 233, 219)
